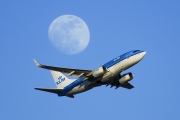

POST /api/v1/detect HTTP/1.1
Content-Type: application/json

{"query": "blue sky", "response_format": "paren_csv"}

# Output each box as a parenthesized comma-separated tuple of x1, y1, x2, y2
(1, 0, 180, 119)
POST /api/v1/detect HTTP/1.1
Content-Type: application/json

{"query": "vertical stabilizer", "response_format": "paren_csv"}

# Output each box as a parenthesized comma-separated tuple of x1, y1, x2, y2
(50, 70, 75, 88)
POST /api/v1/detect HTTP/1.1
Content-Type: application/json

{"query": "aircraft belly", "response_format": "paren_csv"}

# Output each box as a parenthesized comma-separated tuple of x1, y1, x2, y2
(66, 81, 93, 95)
(101, 68, 117, 83)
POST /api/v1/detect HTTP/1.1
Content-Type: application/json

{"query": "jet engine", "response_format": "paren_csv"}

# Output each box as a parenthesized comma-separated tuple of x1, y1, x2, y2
(119, 72, 133, 84)
(92, 66, 107, 78)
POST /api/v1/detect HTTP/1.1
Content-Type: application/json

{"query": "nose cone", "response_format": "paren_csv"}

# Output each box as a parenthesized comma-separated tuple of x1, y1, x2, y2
(142, 51, 146, 58)
(135, 51, 146, 64)
(139, 51, 146, 61)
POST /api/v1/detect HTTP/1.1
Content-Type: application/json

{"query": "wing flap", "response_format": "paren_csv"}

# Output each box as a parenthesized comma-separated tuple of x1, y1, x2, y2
(35, 88, 64, 94)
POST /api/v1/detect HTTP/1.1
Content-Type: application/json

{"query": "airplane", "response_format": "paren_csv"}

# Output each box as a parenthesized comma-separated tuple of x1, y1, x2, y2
(34, 50, 146, 98)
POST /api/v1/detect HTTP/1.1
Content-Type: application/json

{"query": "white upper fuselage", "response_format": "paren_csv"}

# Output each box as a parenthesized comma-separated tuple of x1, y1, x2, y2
(66, 50, 146, 96)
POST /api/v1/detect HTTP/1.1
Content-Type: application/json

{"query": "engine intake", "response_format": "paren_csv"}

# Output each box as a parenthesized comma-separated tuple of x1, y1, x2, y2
(92, 66, 107, 78)
(119, 72, 133, 84)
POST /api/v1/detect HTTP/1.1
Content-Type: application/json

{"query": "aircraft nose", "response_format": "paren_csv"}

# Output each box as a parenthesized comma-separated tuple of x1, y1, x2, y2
(141, 51, 146, 59)
(142, 51, 146, 57)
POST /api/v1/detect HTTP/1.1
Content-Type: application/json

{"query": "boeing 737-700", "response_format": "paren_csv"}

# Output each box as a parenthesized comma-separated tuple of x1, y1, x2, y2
(34, 50, 146, 98)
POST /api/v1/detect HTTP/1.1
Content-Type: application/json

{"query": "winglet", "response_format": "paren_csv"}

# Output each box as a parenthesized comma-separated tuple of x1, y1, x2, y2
(33, 59, 42, 67)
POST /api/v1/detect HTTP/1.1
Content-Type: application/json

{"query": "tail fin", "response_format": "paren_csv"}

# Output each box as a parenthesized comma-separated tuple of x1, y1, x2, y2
(50, 70, 75, 88)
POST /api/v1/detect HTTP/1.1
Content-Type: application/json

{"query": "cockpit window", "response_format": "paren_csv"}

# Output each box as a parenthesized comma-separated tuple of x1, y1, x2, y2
(133, 50, 139, 53)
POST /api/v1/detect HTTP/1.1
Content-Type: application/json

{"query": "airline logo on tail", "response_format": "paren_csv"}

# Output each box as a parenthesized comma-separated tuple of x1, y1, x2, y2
(56, 76, 65, 85)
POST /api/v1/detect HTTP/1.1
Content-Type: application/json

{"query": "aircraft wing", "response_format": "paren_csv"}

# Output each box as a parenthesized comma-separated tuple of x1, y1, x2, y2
(33, 59, 93, 78)
(105, 77, 134, 89)
(106, 82, 134, 89)
(120, 82, 134, 89)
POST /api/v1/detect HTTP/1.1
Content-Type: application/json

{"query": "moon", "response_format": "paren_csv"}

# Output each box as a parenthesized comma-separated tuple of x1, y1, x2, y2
(48, 15, 90, 55)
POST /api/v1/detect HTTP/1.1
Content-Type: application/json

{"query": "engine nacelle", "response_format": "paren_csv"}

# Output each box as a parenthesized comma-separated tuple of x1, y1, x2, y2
(119, 73, 134, 84)
(92, 66, 107, 78)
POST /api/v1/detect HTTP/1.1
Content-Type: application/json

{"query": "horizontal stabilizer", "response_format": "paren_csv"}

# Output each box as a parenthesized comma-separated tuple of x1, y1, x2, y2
(35, 88, 63, 94)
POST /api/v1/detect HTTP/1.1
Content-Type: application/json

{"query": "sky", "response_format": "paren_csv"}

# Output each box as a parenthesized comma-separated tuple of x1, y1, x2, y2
(1, 0, 180, 120)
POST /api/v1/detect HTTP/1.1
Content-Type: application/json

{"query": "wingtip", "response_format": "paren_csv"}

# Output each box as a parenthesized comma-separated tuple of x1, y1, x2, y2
(34, 88, 42, 90)
(33, 59, 41, 67)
